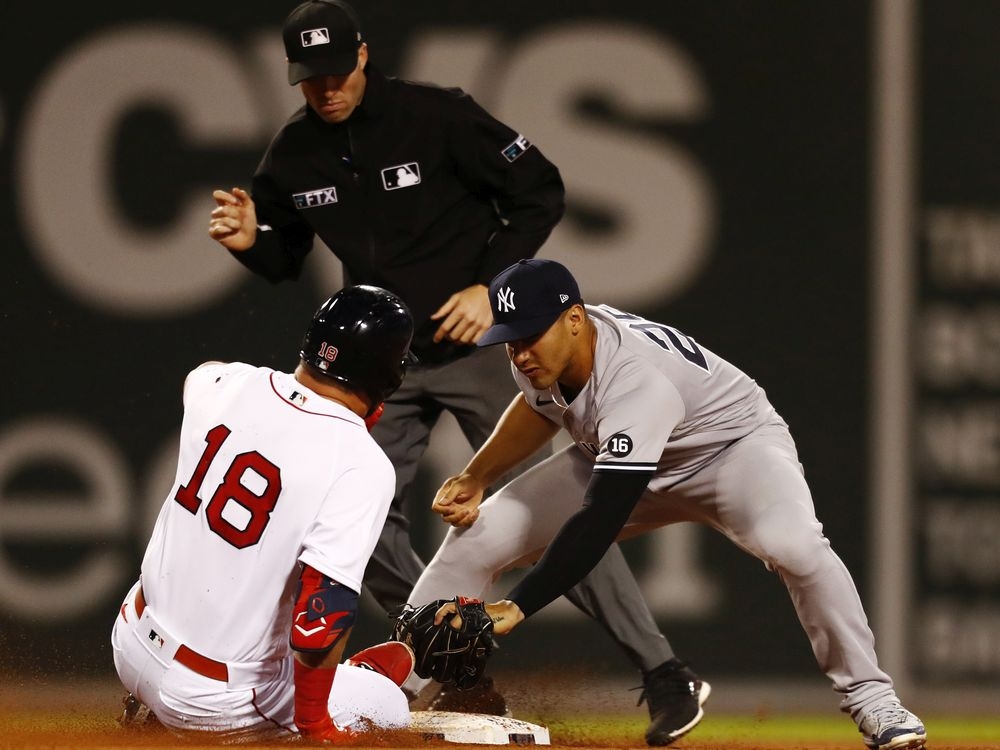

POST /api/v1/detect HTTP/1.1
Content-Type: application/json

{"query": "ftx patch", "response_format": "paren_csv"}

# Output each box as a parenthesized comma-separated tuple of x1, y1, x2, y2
(502, 135, 532, 162)
(293, 187, 338, 209)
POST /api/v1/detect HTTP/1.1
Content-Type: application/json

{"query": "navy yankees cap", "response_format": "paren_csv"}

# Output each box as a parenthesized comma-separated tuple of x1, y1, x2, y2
(477, 259, 584, 347)
(283, 0, 363, 85)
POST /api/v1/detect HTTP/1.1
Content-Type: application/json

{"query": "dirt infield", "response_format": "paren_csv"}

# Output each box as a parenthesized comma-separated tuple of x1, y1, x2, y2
(2, 676, 998, 750)
(4, 723, 998, 750)
(3, 710, 997, 750)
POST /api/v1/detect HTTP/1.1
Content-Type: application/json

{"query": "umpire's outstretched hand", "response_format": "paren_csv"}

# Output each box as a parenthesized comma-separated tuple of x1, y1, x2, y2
(430, 284, 493, 345)
(209, 187, 258, 251)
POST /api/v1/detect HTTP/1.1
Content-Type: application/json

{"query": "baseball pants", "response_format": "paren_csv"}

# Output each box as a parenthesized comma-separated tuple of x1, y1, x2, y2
(367, 344, 674, 673)
(111, 580, 410, 740)
(409, 420, 897, 716)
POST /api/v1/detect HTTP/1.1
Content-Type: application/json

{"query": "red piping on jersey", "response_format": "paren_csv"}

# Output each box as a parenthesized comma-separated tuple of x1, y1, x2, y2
(268, 373, 362, 425)
(252, 688, 296, 734)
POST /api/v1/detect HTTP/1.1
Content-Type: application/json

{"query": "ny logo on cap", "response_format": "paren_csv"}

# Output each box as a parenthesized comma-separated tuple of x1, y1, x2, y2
(301, 28, 330, 48)
(497, 286, 515, 313)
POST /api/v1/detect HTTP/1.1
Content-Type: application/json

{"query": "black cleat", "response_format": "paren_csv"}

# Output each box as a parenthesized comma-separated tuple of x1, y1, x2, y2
(119, 692, 160, 730)
(635, 658, 711, 746)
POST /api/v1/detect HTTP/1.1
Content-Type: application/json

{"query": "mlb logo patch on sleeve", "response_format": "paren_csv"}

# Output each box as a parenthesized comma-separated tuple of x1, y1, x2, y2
(382, 162, 421, 190)
(502, 135, 532, 162)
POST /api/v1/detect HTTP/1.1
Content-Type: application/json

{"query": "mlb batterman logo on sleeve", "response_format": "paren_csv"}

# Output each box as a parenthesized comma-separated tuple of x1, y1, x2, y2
(477, 259, 583, 347)
(283, 0, 364, 84)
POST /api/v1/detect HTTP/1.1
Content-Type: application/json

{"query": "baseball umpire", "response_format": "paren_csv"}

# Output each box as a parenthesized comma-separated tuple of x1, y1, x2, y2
(412, 259, 928, 750)
(113, 286, 417, 742)
(207, 0, 701, 735)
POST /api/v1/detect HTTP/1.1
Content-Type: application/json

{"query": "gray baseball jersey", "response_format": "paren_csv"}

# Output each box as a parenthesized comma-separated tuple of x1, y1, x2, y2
(410, 302, 900, 718)
(517, 304, 780, 489)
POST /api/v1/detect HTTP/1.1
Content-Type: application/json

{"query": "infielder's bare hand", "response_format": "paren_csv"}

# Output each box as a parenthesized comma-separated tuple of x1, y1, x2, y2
(431, 473, 485, 527)
(430, 284, 492, 344)
(208, 187, 257, 252)
(434, 599, 523, 636)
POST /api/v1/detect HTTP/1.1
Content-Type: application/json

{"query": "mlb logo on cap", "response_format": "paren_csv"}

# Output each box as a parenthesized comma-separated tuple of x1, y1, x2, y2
(477, 259, 583, 347)
(283, 0, 363, 85)
(301, 28, 331, 48)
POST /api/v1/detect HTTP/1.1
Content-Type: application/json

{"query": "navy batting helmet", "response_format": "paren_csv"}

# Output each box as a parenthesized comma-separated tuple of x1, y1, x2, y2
(300, 285, 415, 413)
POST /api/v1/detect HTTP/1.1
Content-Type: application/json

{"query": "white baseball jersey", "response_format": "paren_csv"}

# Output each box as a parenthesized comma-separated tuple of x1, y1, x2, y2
(140, 361, 395, 665)
(515, 304, 781, 490)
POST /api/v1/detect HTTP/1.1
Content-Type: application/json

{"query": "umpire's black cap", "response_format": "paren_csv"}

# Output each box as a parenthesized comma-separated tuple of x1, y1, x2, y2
(283, 0, 363, 85)
(477, 259, 583, 347)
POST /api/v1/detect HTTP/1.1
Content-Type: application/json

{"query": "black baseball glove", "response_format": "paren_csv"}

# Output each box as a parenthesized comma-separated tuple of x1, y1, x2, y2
(390, 597, 494, 690)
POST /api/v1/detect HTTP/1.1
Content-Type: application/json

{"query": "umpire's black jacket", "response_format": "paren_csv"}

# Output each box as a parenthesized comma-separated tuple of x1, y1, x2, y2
(236, 64, 566, 365)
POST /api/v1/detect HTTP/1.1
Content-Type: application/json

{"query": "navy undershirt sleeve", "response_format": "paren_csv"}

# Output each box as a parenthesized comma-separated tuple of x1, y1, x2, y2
(507, 468, 654, 618)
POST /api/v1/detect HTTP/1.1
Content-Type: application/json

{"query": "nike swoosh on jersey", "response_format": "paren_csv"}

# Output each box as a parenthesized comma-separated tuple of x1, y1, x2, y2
(535, 396, 555, 406)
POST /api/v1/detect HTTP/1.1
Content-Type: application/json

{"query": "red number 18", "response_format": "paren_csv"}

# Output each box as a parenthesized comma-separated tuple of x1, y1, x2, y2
(174, 424, 283, 549)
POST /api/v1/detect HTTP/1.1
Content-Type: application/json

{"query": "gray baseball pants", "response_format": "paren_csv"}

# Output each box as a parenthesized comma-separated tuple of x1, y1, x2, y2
(409, 419, 897, 716)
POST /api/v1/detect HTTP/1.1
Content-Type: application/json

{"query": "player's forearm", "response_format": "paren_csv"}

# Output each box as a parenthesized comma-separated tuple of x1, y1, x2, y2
(293, 636, 351, 737)
(294, 635, 350, 670)
(464, 394, 559, 486)
(484, 600, 525, 636)
(508, 469, 652, 618)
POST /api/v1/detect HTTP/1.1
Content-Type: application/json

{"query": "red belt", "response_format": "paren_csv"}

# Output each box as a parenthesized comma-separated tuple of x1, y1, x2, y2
(134, 586, 230, 682)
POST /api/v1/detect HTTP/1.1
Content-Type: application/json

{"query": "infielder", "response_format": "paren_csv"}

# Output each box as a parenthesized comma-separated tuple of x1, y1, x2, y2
(112, 286, 416, 742)
(414, 259, 927, 750)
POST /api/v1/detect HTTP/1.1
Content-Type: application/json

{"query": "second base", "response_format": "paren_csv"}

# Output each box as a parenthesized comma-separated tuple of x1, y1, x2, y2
(409, 710, 550, 745)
